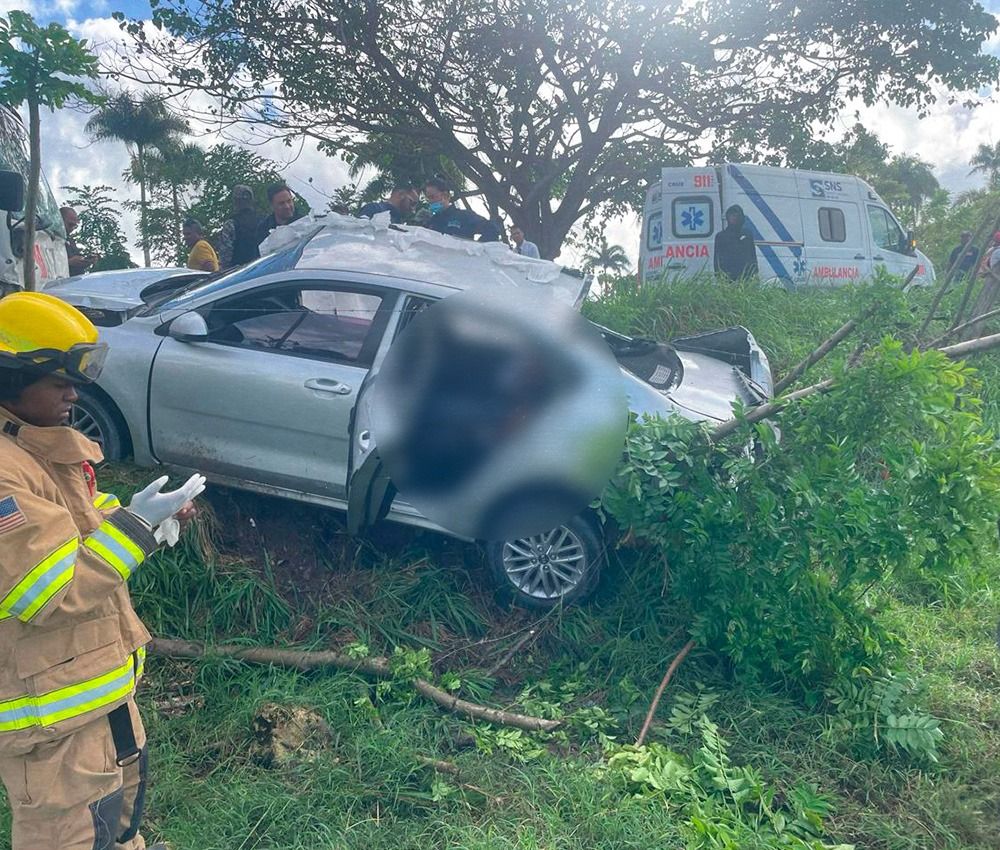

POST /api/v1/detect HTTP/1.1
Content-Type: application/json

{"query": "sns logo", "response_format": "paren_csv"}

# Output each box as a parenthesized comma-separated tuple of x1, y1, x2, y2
(810, 178, 843, 198)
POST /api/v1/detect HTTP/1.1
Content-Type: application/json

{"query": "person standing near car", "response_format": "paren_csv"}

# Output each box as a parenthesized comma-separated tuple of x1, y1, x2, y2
(257, 182, 301, 247)
(423, 177, 501, 242)
(357, 185, 419, 224)
(509, 225, 540, 258)
(713, 204, 758, 281)
(182, 218, 220, 272)
(0, 292, 205, 850)
(60, 207, 99, 276)
(214, 185, 261, 269)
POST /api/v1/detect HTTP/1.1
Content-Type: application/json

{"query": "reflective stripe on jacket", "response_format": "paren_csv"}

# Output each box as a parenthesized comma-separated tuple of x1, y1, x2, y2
(0, 410, 156, 755)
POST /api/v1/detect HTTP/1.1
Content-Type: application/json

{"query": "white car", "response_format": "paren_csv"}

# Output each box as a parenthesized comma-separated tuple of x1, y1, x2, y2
(48, 216, 773, 608)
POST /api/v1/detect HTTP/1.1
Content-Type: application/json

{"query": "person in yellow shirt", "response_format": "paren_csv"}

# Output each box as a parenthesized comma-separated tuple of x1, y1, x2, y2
(182, 218, 220, 272)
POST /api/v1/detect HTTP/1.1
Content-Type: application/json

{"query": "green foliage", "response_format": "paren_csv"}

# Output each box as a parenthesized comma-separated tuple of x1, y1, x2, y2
(61, 184, 134, 270)
(130, 0, 998, 256)
(825, 672, 944, 762)
(0, 11, 100, 110)
(601, 341, 1000, 696)
(603, 714, 851, 849)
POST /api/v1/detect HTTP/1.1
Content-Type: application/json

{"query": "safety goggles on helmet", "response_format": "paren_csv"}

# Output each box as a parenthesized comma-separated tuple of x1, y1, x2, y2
(0, 342, 109, 383)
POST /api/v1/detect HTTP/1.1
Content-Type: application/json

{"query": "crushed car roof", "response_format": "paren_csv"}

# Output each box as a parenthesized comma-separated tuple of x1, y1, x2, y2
(259, 214, 591, 306)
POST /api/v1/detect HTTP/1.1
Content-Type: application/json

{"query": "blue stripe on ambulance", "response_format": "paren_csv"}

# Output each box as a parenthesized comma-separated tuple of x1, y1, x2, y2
(727, 165, 803, 283)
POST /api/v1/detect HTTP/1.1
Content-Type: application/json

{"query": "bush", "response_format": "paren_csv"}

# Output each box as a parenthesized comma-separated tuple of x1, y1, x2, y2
(601, 340, 1000, 697)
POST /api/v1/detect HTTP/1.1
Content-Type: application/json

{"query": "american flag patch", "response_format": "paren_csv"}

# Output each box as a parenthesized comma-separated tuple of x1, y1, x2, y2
(0, 495, 26, 534)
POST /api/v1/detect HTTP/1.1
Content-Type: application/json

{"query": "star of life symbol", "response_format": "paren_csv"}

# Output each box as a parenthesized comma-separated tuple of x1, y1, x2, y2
(680, 206, 704, 232)
(793, 257, 808, 277)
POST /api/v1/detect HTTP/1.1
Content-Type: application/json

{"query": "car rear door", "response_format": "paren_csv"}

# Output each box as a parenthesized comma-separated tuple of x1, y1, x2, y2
(148, 277, 396, 500)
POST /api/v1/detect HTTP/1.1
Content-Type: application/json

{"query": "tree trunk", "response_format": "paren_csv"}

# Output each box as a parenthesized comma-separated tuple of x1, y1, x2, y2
(23, 94, 41, 291)
(171, 181, 181, 265)
(137, 143, 151, 268)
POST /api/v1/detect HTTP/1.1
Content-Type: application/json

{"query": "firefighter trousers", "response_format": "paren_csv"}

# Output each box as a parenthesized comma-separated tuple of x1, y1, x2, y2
(0, 698, 149, 850)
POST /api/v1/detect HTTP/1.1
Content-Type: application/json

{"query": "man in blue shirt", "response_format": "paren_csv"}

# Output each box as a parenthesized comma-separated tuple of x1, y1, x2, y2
(423, 177, 501, 242)
(357, 185, 419, 224)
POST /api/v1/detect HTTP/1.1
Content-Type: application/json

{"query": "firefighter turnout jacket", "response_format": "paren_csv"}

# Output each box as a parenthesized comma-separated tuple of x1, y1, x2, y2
(0, 409, 157, 756)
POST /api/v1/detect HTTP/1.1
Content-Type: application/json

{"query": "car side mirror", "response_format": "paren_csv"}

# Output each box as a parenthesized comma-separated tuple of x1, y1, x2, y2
(0, 170, 25, 213)
(159, 311, 209, 341)
(902, 230, 917, 256)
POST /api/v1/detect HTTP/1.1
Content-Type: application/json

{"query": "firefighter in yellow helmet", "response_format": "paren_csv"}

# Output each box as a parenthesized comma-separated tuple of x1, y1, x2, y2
(0, 292, 205, 850)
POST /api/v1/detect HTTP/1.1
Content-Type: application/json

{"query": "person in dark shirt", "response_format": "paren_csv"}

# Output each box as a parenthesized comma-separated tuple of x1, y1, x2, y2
(215, 185, 262, 269)
(60, 207, 98, 276)
(256, 182, 302, 248)
(423, 177, 501, 242)
(948, 230, 980, 280)
(357, 186, 419, 224)
(713, 204, 757, 280)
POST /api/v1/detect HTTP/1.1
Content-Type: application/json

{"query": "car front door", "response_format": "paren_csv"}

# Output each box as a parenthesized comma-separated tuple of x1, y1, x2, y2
(149, 279, 396, 500)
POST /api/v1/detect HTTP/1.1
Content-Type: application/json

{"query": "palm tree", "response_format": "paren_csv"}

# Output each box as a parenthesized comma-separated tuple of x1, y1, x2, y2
(86, 92, 188, 266)
(135, 141, 206, 263)
(969, 142, 1000, 190)
(583, 235, 630, 279)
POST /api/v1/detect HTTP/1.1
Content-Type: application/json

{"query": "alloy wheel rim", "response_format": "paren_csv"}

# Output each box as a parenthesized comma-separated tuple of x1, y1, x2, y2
(501, 525, 587, 600)
(70, 404, 104, 444)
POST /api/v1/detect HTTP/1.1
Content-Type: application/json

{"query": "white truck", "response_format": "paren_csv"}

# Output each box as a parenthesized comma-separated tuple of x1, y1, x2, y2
(639, 164, 934, 288)
(0, 114, 70, 292)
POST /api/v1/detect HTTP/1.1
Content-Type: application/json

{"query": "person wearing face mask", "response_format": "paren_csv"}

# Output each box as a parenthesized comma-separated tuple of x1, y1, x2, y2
(423, 177, 501, 242)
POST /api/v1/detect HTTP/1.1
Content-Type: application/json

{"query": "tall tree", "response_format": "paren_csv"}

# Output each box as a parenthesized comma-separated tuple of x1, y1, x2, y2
(121, 0, 998, 259)
(61, 184, 133, 270)
(86, 92, 188, 267)
(970, 142, 1000, 190)
(583, 235, 630, 277)
(128, 141, 206, 264)
(0, 11, 100, 289)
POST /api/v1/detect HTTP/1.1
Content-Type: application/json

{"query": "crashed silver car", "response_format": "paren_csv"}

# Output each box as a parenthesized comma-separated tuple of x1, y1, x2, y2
(48, 216, 773, 608)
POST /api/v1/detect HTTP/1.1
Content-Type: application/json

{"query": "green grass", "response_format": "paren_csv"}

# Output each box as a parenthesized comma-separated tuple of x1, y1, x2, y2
(3, 277, 1000, 849)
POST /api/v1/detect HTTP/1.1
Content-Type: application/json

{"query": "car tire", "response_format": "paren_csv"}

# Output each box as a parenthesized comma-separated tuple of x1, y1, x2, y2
(70, 386, 130, 460)
(486, 510, 605, 609)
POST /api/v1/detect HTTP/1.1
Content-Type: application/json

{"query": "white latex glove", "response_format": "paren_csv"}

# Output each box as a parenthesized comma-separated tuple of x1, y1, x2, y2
(128, 474, 206, 528)
(153, 517, 181, 547)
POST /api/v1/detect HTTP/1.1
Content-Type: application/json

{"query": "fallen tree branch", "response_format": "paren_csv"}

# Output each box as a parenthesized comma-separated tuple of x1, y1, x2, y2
(773, 311, 868, 395)
(485, 625, 547, 678)
(713, 328, 1000, 440)
(926, 306, 1000, 349)
(150, 638, 560, 733)
(636, 639, 696, 747)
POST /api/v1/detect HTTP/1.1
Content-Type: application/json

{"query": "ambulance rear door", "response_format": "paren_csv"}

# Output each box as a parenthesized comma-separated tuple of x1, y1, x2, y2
(656, 167, 717, 278)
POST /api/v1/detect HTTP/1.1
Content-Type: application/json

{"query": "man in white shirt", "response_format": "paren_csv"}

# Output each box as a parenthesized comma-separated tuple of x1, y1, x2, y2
(510, 225, 540, 259)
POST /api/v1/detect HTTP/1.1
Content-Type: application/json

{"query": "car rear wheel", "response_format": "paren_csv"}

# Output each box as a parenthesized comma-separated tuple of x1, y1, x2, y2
(70, 387, 130, 460)
(486, 511, 604, 609)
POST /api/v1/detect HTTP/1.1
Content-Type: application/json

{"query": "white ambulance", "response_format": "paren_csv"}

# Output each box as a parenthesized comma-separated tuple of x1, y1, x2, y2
(0, 114, 69, 292)
(639, 164, 934, 288)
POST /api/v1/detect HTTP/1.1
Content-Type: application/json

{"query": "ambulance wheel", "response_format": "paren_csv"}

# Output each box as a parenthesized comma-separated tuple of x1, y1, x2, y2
(71, 386, 131, 460)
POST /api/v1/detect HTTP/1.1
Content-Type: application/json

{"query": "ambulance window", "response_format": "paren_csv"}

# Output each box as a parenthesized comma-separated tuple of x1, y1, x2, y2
(818, 208, 846, 242)
(868, 206, 904, 252)
(646, 212, 663, 251)
(672, 196, 713, 239)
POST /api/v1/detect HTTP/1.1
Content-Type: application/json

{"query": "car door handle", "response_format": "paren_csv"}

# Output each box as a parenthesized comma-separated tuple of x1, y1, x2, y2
(854, 254, 866, 260)
(304, 378, 352, 395)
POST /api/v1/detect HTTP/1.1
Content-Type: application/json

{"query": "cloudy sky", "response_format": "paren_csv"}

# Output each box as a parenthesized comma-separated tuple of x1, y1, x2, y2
(5, 0, 1000, 265)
